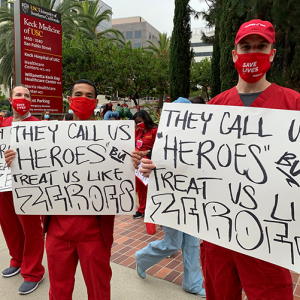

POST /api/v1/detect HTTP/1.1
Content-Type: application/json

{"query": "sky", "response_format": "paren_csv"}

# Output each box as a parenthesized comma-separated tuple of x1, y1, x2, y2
(105, 0, 208, 36)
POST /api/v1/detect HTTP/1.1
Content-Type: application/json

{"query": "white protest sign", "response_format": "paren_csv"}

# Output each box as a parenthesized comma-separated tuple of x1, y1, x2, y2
(10, 120, 135, 215)
(145, 103, 300, 273)
(135, 162, 149, 186)
(0, 127, 12, 192)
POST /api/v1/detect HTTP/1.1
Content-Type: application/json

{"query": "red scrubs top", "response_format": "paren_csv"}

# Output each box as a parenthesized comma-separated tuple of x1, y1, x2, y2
(135, 127, 158, 151)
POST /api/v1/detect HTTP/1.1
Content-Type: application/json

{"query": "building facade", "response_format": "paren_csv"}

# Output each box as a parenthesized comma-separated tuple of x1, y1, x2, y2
(190, 27, 214, 62)
(96, 0, 112, 33)
(112, 17, 160, 48)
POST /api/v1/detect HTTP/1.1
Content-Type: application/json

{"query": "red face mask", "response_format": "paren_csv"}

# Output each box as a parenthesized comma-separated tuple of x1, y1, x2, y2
(234, 50, 274, 83)
(12, 98, 31, 115)
(70, 97, 97, 120)
(137, 122, 146, 131)
(0, 116, 3, 121)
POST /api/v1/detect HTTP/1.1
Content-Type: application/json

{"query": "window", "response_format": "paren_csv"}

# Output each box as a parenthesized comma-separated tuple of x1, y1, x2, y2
(149, 33, 152, 40)
(135, 30, 141, 39)
(134, 43, 141, 48)
(190, 42, 212, 47)
(126, 31, 133, 39)
(194, 52, 213, 57)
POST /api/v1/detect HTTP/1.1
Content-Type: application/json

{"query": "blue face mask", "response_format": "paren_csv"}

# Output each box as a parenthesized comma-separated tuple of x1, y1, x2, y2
(44, 115, 50, 119)
(68, 109, 73, 114)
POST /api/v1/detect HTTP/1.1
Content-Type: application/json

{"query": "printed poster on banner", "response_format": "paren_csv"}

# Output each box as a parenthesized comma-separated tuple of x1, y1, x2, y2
(0, 127, 12, 192)
(10, 121, 135, 215)
(145, 103, 300, 273)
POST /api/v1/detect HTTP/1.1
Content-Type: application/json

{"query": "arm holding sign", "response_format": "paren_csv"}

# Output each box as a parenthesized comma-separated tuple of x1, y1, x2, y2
(139, 158, 155, 178)
(4, 149, 15, 168)
(131, 150, 142, 169)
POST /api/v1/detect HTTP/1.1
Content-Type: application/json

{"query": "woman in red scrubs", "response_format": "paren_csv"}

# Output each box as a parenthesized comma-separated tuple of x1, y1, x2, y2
(132, 110, 158, 219)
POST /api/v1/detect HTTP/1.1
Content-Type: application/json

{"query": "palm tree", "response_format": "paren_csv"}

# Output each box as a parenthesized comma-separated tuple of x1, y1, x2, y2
(79, 0, 124, 43)
(0, 4, 14, 88)
(145, 32, 170, 57)
(145, 32, 170, 107)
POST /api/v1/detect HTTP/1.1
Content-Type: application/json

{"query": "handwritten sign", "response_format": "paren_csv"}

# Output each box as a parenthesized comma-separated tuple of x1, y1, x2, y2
(145, 103, 300, 273)
(10, 121, 135, 215)
(0, 127, 12, 192)
(135, 162, 149, 186)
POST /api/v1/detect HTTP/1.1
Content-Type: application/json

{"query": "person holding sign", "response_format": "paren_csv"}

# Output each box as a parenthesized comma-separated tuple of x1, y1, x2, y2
(132, 110, 158, 219)
(44, 79, 115, 300)
(140, 20, 297, 300)
(134, 98, 206, 298)
(5, 80, 115, 299)
(0, 84, 45, 295)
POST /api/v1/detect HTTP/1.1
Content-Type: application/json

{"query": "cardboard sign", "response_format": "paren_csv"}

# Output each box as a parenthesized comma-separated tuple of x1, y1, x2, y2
(145, 103, 300, 273)
(0, 127, 12, 192)
(10, 121, 135, 215)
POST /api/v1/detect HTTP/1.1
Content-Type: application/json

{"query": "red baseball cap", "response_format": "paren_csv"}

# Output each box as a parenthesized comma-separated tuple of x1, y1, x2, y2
(235, 19, 275, 45)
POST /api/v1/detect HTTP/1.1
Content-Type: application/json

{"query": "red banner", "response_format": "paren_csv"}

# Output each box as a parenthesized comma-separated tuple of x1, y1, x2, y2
(15, 1, 63, 113)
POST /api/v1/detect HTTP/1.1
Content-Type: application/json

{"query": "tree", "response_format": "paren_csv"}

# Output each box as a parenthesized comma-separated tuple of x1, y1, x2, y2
(200, 0, 223, 97)
(219, 0, 240, 92)
(62, 32, 117, 95)
(145, 32, 170, 107)
(169, 0, 193, 101)
(145, 32, 170, 58)
(190, 58, 211, 99)
(210, 27, 221, 97)
(112, 43, 160, 107)
(79, 0, 124, 43)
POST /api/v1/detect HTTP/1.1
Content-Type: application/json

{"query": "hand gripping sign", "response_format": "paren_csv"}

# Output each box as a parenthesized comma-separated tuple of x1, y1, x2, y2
(145, 103, 300, 273)
(10, 120, 135, 215)
(135, 161, 149, 186)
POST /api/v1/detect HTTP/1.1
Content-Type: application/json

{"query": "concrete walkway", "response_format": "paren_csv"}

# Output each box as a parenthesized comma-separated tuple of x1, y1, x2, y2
(0, 231, 199, 300)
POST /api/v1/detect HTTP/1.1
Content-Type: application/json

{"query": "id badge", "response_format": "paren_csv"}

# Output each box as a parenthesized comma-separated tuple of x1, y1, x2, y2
(136, 140, 143, 149)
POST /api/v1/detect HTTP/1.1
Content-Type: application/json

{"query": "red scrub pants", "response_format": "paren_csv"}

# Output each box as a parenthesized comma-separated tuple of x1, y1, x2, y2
(46, 235, 112, 300)
(202, 241, 293, 300)
(0, 191, 45, 282)
(136, 178, 147, 214)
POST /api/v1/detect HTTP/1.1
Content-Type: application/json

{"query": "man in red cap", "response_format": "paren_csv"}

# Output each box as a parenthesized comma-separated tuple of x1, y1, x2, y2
(203, 19, 296, 300)
(138, 19, 296, 300)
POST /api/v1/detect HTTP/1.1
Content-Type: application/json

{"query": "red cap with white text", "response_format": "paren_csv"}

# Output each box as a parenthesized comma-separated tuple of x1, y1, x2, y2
(235, 19, 275, 45)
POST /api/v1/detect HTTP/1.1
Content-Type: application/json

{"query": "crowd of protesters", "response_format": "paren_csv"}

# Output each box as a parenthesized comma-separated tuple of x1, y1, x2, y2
(0, 19, 297, 300)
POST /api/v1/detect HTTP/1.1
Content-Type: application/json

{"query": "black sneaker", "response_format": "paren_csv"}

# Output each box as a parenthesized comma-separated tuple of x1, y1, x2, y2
(18, 275, 44, 295)
(2, 266, 21, 277)
(133, 211, 144, 219)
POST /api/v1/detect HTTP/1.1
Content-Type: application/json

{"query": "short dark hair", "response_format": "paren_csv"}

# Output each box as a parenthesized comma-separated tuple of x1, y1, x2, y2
(132, 110, 157, 130)
(10, 84, 31, 98)
(190, 96, 206, 104)
(64, 113, 73, 120)
(69, 79, 97, 98)
(1, 110, 10, 117)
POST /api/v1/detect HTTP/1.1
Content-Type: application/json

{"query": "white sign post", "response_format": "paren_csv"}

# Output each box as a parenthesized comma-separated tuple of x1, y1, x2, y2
(10, 121, 135, 215)
(0, 127, 12, 192)
(145, 103, 300, 273)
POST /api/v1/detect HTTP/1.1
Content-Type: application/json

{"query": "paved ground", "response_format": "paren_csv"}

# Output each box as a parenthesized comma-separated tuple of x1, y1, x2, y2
(2, 215, 300, 299)
(0, 228, 200, 300)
